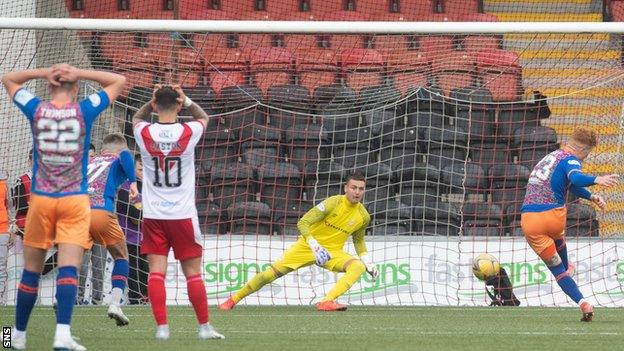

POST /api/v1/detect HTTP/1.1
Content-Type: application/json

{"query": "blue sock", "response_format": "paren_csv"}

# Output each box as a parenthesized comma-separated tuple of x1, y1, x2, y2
(55, 266, 78, 325)
(555, 239, 568, 270)
(15, 270, 40, 331)
(111, 259, 129, 291)
(548, 262, 583, 303)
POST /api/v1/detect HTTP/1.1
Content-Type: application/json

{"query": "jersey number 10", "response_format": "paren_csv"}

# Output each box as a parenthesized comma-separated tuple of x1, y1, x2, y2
(152, 156, 182, 188)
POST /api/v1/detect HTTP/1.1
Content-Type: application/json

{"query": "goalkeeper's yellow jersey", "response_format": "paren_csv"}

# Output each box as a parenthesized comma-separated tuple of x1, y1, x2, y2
(297, 195, 370, 253)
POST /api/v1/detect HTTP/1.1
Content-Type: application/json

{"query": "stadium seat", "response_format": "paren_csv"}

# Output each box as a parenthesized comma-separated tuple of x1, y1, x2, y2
(366, 200, 413, 235)
(218, 85, 265, 128)
(304, 161, 345, 202)
(379, 126, 422, 171)
(209, 162, 256, 209)
(420, 125, 469, 168)
(258, 162, 303, 211)
(513, 126, 560, 168)
(612, 0, 624, 21)
(476, 49, 522, 102)
(461, 14, 501, 52)
(273, 201, 314, 236)
(469, 141, 511, 169)
(417, 35, 454, 61)
(331, 127, 377, 169)
(396, 163, 441, 207)
(73, 0, 132, 18)
(462, 202, 504, 237)
(295, 49, 339, 96)
(355, 163, 394, 204)
(180, 85, 217, 113)
(374, 34, 410, 52)
(315, 85, 358, 131)
(387, 51, 430, 97)
(312, 0, 348, 14)
(114, 69, 157, 98)
(197, 126, 240, 163)
(409, 85, 445, 115)
(413, 202, 459, 236)
(220, 0, 256, 18)
(227, 201, 273, 235)
(357, 85, 402, 135)
(432, 51, 477, 96)
(339, 48, 385, 96)
(320, 11, 369, 50)
(100, 33, 155, 70)
(179, 5, 228, 20)
(566, 202, 599, 237)
(448, 87, 494, 141)
(285, 124, 330, 170)
(240, 123, 283, 168)
(201, 48, 248, 96)
(415, 12, 459, 22)
(267, 84, 312, 129)
(497, 103, 542, 141)
(488, 164, 530, 207)
(504, 202, 523, 236)
(441, 0, 479, 16)
(249, 47, 295, 98)
(128, 0, 174, 19)
(196, 201, 224, 235)
(440, 162, 487, 197)
(402, 0, 436, 15)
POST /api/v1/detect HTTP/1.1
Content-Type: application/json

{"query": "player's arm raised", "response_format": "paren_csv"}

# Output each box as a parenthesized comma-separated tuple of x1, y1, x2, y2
(67, 67, 126, 102)
(132, 85, 159, 127)
(173, 85, 209, 128)
(2, 66, 60, 98)
(353, 214, 377, 280)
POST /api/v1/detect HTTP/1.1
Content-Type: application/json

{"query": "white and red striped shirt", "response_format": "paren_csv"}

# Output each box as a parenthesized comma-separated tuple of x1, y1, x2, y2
(134, 121, 203, 219)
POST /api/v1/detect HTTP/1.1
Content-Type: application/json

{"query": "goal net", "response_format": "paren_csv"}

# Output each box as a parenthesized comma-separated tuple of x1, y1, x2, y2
(1, 0, 624, 307)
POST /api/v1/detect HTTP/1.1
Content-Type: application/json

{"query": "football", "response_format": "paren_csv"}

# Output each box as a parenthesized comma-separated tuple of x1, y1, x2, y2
(472, 253, 501, 281)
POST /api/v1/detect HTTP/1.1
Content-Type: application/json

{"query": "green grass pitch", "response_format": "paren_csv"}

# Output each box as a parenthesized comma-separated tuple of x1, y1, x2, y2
(1, 306, 623, 350)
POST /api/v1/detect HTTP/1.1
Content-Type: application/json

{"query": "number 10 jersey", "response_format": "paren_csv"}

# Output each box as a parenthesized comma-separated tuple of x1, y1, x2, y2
(134, 120, 203, 220)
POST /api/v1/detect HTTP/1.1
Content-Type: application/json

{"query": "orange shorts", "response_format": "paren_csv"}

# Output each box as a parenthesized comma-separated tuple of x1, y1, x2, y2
(90, 209, 125, 246)
(24, 193, 92, 250)
(521, 207, 567, 258)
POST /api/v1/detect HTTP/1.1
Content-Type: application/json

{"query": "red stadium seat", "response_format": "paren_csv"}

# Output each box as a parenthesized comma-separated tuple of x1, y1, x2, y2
(127, 0, 174, 19)
(461, 13, 501, 52)
(250, 47, 295, 97)
(296, 50, 339, 95)
(418, 35, 454, 60)
(321, 11, 369, 50)
(386, 51, 430, 96)
(179, 8, 229, 20)
(71, 0, 131, 18)
(203, 49, 249, 96)
(415, 12, 459, 21)
(432, 51, 476, 95)
(114, 68, 157, 98)
(238, 34, 276, 55)
(462, 13, 499, 22)
(373, 35, 410, 52)
(441, 0, 479, 16)
(221, 0, 256, 19)
(613, 0, 624, 21)
(476, 49, 522, 101)
(340, 48, 385, 95)
(310, 0, 345, 16)
(100, 33, 154, 69)
(402, 0, 436, 16)
(356, 0, 391, 15)
(284, 34, 320, 51)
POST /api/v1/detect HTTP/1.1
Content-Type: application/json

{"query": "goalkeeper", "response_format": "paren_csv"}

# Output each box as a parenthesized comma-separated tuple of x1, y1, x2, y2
(220, 172, 378, 311)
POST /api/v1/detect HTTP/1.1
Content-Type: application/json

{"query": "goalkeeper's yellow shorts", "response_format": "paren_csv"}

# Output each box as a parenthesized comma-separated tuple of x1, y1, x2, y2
(273, 239, 358, 273)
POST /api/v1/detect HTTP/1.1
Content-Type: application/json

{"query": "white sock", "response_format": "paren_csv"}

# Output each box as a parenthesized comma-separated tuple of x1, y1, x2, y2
(111, 287, 123, 306)
(157, 324, 169, 332)
(579, 298, 587, 306)
(54, 324, 71, 339)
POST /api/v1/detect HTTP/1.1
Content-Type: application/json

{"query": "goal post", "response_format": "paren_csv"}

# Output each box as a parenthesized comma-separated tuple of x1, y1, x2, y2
(2, 13, 624, 307)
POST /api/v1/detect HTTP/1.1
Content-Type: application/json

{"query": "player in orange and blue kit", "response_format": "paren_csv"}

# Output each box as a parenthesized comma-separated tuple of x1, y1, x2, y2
(2, 63, 125, 350)
(87, 133, 138, 326)
(521, 127, 618, 322)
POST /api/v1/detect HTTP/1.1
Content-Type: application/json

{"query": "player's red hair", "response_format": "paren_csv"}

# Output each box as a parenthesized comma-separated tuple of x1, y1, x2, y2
(571, 127, 598, 148)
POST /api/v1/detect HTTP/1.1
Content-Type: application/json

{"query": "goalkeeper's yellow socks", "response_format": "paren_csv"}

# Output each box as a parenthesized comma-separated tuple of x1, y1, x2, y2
(322, 260, 366, 302)
(232, 268, 279, 303)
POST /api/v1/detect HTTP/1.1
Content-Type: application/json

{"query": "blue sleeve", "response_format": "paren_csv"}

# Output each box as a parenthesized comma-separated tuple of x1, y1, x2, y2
(79, 90, 110, 125)
(12, 88, 41, 122)
(570, 184, 592, 200)
(119, 150, 136, 183)
(563, 156, 596, 187)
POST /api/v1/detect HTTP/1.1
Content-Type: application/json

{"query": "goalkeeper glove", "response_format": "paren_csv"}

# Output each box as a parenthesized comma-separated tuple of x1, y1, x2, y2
(360, 254, 378, 281)
(307, 238, 330, 266)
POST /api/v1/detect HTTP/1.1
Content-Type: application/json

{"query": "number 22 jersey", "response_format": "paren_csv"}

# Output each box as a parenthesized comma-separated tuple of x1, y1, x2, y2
(134, 121, 203, 220)
(12, 88, 109, 196)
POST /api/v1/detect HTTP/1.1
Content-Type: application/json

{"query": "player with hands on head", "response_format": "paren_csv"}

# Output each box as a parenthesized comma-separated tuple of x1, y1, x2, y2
(2, 63, 125, 350)
(132, 84, 223, 341)
(220, 172, 377, 312)
(521, 127, 618, 323)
